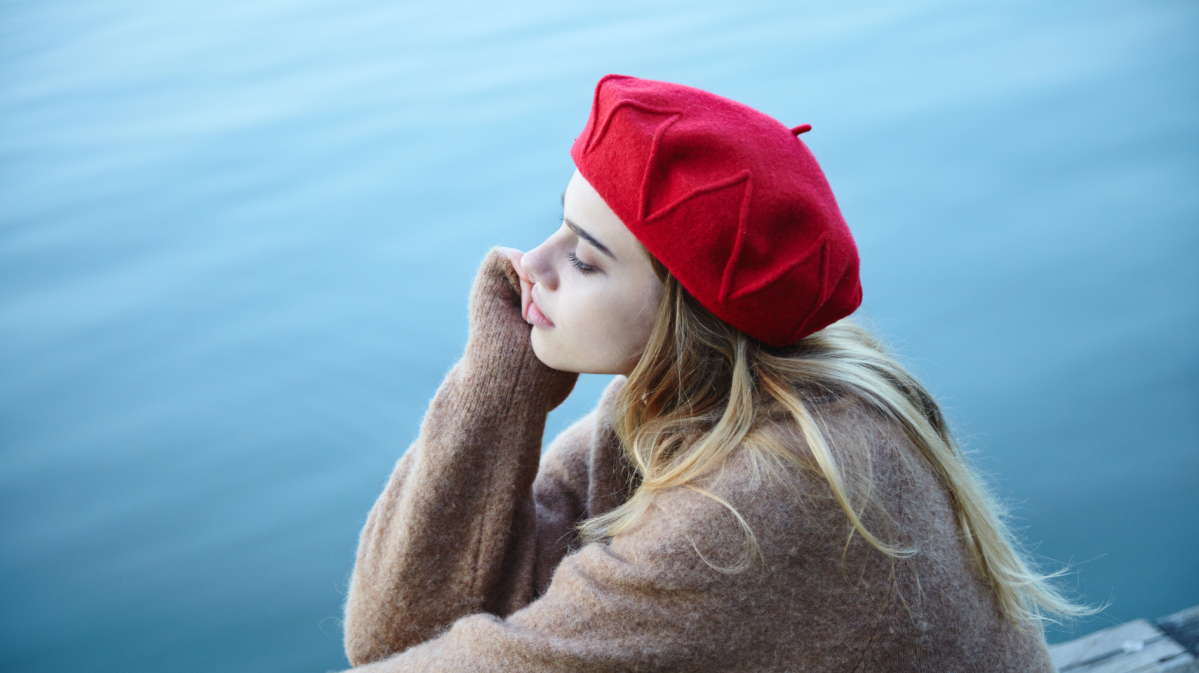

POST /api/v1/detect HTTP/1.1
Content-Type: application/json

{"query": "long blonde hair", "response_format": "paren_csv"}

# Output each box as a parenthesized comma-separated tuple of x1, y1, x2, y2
(580, 259, 1090, 628)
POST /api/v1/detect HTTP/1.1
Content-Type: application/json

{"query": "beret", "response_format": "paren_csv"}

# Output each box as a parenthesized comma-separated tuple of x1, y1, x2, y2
(570, 74, 861, 346)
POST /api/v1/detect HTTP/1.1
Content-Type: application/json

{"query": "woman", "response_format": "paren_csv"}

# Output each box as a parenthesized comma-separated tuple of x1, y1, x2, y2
(341, 75, 1079, 671)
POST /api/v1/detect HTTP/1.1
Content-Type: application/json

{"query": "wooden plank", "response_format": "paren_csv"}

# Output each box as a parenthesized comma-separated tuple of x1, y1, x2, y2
(1051, 620, 1163, 668)
(1142, 654, 1198, 673)
(1049, 619, 1193, 673)
(1070, 639, 1190, 673)
(1158, 606, 1199, 656)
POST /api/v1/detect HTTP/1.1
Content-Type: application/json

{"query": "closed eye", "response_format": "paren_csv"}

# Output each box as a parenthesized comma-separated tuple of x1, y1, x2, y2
(567, 252, 598, 274)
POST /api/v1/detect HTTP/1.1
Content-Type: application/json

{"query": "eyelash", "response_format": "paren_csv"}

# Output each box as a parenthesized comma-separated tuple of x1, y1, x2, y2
(567, 252, 597, 274)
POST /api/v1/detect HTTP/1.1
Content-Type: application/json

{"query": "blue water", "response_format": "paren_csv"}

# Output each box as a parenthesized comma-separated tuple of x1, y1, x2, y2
(2, 0, 1196, 670)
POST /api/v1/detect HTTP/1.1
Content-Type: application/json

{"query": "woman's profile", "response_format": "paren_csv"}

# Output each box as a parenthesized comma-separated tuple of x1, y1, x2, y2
(340, 74, 1083, 671)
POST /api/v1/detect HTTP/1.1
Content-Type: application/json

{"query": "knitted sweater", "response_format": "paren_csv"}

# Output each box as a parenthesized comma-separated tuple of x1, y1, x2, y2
(341, 250, 1056, 672)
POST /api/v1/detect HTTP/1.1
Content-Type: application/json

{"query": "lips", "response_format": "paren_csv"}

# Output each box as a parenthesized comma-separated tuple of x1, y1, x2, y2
(527, 292, 555, 328)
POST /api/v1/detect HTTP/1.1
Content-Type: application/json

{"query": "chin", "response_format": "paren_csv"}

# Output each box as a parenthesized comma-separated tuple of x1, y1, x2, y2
(530, 329, 577, 373)
(531, 328, 629, 375)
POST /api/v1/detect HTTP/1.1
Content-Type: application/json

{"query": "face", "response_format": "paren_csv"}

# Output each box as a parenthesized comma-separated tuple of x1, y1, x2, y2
(521, 170, 664, 376)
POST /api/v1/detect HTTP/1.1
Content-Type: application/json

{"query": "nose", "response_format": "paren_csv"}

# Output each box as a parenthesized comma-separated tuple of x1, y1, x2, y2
(521, 238, 558, 290)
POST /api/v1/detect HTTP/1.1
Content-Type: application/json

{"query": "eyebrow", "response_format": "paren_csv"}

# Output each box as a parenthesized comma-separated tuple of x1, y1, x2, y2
(564, 217, 617, 260)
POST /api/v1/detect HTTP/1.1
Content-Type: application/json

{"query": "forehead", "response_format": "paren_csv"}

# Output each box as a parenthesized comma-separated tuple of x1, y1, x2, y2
(563, 170, 639, 258)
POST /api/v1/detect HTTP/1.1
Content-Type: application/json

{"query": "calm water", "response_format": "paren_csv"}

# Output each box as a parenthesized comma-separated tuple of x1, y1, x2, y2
(2, 0, 1197, 670)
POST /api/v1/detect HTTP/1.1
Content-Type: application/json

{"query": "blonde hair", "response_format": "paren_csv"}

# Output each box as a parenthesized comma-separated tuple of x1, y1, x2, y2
(580, 259, 1091, 628)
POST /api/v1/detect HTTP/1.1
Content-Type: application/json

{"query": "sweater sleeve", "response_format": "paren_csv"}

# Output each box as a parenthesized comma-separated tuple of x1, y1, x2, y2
(343, 479, 760, 673)
(342, 250, 579, 666)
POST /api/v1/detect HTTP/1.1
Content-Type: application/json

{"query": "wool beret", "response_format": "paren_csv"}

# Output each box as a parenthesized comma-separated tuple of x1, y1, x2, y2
(570, 74, 862, 347)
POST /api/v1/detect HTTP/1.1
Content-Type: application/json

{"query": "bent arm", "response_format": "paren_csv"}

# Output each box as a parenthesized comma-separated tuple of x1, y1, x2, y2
(343, 251, 577, 665)
(344, 485, 753, 673)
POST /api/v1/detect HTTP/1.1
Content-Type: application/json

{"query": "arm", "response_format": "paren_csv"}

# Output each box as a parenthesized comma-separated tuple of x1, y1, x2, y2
(345, 479, 759, 673)
(343, 249, 578, 665)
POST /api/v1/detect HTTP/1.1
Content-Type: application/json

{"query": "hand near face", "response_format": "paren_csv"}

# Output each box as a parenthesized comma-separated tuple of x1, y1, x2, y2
(487, 172, 663, 376)
(517, 170, 664, 376)
(462, 248, 578, 411)
(495, 247, 533, 324)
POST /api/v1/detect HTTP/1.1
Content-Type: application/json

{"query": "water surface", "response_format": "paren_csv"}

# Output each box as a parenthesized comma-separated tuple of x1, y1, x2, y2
(2, 0, 1197, 670)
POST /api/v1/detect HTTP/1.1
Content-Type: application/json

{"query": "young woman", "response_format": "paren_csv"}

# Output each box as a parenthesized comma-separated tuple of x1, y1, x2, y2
(341, 75, 1079, 671)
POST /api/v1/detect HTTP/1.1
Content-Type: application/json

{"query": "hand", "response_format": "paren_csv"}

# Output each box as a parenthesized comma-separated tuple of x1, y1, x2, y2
(467, 248, 528, 339)
(495, 247, 533, 325)
(464, 248, 578, 412)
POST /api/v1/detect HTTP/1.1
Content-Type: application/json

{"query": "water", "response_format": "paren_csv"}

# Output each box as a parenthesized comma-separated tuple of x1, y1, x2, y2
(1, 0, 1196, 670)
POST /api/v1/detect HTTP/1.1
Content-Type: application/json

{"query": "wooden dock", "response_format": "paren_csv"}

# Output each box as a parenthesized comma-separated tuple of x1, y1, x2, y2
(1050, 605, 1199, 672)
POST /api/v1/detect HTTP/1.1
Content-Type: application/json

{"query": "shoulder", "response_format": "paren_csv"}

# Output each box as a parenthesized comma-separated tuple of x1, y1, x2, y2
(672, 390, 952, 560)
(753, 387, 919, 484)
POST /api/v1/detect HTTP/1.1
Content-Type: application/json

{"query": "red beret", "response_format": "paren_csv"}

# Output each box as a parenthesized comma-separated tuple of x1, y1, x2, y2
(570, 74, 862, 347)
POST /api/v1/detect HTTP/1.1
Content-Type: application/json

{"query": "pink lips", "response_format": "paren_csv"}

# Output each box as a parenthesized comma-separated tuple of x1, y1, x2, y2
(527, 296, 555, 328)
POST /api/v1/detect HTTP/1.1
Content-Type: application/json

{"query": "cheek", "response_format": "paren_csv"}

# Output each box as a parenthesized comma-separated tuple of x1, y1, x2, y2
(570, 287, 656, 357)
(531, 276, 661, 374)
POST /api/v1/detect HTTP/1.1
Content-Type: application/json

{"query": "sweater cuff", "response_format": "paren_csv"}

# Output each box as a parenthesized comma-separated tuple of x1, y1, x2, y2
(458, 247, 578, 417)
(457, 336, 577, 421)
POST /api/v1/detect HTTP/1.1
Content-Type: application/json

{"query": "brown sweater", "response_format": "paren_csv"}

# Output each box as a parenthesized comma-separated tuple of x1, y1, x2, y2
(341, 250, 1056, 672)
